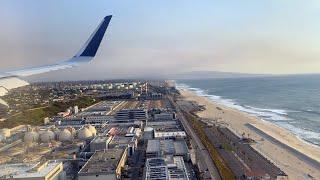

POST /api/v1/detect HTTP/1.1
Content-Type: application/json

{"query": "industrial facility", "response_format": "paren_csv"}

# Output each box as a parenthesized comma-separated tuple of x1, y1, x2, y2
(0, 80, 288, 179)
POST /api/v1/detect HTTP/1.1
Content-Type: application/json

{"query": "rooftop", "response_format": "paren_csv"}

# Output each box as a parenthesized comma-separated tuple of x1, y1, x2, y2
(146, 139, 188, 155)
(0, 161, 62, 178)
(154, 131, 186, 138)
(146, 140, 160, 153)
(109, 136, 135, 146)
(91, 136, 112, 143)
(148, 122, 183, 132)
(78, 149, 125, 175)
(84, 101, 121, 112)
(145, 157, 189, 180)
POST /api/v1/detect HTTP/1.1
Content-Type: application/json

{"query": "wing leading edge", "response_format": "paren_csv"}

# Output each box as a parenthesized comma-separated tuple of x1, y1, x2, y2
(2, 15, 112, 77)
(0, 15, 112, 108)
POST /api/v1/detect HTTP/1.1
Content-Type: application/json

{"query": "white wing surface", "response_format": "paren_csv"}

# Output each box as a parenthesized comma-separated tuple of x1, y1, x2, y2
(0, 15, 112, 108)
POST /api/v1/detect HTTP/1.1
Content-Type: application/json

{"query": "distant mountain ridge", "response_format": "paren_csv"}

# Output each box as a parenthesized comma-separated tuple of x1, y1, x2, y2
(169, 71, 269, 79)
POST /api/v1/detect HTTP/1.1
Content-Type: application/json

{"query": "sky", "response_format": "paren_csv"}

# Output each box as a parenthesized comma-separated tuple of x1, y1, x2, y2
(0, 0, 320, 81)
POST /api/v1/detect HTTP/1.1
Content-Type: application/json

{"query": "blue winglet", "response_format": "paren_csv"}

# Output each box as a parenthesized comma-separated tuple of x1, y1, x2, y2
(75, 15, 112, 57)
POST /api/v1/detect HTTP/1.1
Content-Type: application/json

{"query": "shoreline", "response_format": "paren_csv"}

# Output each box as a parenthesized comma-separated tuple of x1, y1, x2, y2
(179, 89, 320, 179)
(246, 123, 320, 170)
(177, 83, 320, 147)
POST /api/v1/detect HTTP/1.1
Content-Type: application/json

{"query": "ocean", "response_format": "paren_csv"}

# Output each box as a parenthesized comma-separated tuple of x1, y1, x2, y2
(176, 74, 320, 146)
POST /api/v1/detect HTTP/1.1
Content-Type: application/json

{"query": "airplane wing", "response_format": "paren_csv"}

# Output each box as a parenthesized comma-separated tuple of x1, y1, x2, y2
(0, 15, 112, 108)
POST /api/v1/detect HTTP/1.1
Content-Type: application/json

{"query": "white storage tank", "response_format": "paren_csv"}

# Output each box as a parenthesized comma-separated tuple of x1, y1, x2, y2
(86, 124, 97, 136)
(0, 128, 11, 138)
(40, 130, 55, 143)
(58, 129, 73, 142)
(77, 127, 93, 140)
(24, 130, 39, 143)
(66, 126, 76, 136)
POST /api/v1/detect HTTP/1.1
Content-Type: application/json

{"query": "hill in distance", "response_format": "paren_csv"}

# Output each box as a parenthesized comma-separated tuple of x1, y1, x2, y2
(169, 71, 269, 80)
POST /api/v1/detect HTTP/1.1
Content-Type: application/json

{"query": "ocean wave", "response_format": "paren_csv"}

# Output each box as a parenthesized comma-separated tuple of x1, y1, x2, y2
(177, 83, 289, 121)
(275, 122, 320, 146)
(246, 106, 288, 115)
(176, 82, 320, 146)
(301, 109, 320, 116)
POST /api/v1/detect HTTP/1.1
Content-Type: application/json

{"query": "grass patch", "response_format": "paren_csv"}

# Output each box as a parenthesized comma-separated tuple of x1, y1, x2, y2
(221, 143, 234, 152)
(0, 96, 99, 128)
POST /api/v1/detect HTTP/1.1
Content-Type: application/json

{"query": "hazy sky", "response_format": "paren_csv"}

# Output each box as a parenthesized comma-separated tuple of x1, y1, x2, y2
(0, 0, 320, 81)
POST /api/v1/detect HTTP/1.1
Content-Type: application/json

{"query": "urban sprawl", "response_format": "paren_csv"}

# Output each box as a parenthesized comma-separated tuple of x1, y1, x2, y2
(0, 80, 287, 180)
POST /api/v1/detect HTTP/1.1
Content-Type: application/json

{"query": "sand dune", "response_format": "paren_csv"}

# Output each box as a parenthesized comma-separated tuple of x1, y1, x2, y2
(180, 89, 320, 180)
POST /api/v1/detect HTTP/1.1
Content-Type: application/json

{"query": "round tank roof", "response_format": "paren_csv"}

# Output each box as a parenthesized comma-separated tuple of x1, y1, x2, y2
(77, 127, 93, 140)
(58, 129, 72, 142)
(24, 131, 39, 143)
(0, 128, 11, 138)
(66, 127, 76, 136)
(40, 130, 55, 143)
(86, 124, 97, 136)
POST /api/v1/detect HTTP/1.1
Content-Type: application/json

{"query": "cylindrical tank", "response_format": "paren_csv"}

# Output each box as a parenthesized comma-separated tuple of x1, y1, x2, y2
(77, 127, 93, 140)
(66, 127, 76, 136)
(0, 128, 11, 138)
(86, 125, 97, 136)
(40, 130, 55, 143)
(58, 129, 72, 142)
(24, 131, 39, 143)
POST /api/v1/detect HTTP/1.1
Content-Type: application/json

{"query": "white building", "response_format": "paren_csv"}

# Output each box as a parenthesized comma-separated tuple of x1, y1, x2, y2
(154, 131, 187, 139)
(0, 161, 65, 180)
(145, 157, 189, 180)
(146, 139, 189, 160)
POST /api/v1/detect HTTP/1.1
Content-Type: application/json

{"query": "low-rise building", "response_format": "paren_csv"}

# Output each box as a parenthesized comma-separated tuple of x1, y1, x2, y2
(146, 139, 189, 160)
(146, 139, 161, 158)
(115, 109, 147, 121)
(154, 112, 175, 121)
(154, 131, 187, 139)
(78, 148, 128, 180)
(59, 118, 85, 126)
(90, 136, 113, 152)
(84, 115, 113, 124)
(145, 157, 189, 180)
(0, 161, 65, 180)
(82, 101, 121, 112)
(108, 135, 137, 156)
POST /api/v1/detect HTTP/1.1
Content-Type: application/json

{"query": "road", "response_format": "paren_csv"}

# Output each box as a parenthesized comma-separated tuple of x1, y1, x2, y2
(169, 96, 221, 180)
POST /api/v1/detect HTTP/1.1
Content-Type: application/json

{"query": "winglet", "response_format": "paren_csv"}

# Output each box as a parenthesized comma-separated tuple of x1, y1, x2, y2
(74, 15, 112, 58)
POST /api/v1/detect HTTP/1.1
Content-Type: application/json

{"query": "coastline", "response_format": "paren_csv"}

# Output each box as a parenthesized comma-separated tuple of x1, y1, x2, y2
(179, 89, 320, 179)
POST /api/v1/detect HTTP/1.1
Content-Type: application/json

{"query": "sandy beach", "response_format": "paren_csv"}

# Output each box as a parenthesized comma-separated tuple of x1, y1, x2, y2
(180, 89, 320, 180)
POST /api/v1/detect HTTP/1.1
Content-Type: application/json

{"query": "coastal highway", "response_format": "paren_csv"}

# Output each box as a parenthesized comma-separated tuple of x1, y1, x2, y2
(168, 96, 221, 180)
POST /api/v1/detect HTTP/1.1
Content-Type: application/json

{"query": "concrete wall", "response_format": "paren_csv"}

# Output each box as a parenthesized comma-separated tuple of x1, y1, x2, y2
(78, 174, 116, 180)
(45, 162, 64, 180)
(116, 148, 128, 179)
